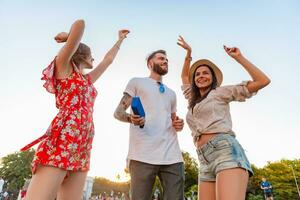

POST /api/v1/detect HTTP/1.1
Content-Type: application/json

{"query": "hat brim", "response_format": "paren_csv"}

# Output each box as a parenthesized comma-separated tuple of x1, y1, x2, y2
(189, 59, 223, 87)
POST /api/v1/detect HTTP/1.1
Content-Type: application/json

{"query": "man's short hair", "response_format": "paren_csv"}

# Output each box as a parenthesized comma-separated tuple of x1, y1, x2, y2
(146, 50, 166, 64)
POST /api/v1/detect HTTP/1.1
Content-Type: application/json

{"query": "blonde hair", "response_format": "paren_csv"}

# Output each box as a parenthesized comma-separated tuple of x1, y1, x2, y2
(72, 43, 91, 67)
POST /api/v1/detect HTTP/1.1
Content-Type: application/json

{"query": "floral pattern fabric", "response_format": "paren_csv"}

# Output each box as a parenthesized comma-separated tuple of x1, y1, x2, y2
(22, 59, 97, 173)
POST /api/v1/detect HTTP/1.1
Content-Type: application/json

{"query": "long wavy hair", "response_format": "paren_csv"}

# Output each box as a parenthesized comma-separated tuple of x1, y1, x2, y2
(189, 65, 218, 109)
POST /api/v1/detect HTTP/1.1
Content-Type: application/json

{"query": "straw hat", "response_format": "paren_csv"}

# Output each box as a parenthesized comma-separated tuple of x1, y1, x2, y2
(189, 59, 223, 87)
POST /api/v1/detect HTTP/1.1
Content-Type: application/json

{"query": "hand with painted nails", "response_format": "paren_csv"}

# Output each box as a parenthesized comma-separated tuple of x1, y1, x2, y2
(223, 45, 242, 59)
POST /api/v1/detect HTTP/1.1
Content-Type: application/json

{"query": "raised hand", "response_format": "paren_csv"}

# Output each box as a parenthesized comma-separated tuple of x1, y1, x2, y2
(223, 45, 242, 59)
(54, 32, 69, 43)
(223, 44, 271, 93)
(119, 29, 130, 40)
(177, 36, 192, 84)
(177, 35, 191, 51)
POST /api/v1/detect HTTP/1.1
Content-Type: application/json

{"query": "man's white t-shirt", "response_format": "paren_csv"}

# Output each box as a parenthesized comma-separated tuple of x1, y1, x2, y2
(124, 77, 183, 165)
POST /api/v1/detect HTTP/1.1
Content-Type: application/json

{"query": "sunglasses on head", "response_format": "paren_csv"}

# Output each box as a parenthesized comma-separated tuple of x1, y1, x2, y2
(157, 82, 165, 93)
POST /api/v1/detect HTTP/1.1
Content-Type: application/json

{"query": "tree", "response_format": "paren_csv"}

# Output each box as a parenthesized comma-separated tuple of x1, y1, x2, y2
(182, 151, 199, 197)
(247, 159, 300, 200)
(247, 193, 264, 200)
(185, 184, 198, 199)
(92, 177, 129, 197)
(0, 149, 35, 196)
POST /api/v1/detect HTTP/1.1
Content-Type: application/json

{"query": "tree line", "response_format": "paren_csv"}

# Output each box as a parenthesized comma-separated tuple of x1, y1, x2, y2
(0, 149, 299, 200)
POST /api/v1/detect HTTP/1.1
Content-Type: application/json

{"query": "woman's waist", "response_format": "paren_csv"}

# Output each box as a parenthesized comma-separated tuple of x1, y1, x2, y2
(58, 105, 94, 112)
(195, 133, 219, 149)
(190, 124, 234, 141)
(56, 95, 96, 109)
(194, 131, 235, 149)
(57, 107, 94, 119)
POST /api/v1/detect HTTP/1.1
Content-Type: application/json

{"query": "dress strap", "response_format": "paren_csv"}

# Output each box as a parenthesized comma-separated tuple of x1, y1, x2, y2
(20, 134, 48, 151)
(71, 60, 80, 74)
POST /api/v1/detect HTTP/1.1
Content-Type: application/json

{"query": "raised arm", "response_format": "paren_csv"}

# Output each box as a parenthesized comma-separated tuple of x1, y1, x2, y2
(88, 29, 130, 83)
(177, 36, 192, 85)
(224, 45, 271, 93)
(55, 19, 85, 78)
(114, 93, 145, 126)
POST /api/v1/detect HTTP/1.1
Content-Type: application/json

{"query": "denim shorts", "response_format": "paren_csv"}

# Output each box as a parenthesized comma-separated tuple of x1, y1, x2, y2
(196, 133, 253, 182)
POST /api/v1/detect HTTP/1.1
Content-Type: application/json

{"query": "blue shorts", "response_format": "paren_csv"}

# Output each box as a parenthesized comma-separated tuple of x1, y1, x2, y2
(265, 191, 273, 197)
(196, 133, 253, 182)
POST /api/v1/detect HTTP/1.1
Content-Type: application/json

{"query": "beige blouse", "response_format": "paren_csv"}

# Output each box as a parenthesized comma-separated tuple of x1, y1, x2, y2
(182, 81, 256, 143)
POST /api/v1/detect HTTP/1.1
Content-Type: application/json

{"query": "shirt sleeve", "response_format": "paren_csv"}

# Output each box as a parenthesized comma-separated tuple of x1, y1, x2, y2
(171, 91, 177, 113)
(124, 78, 137, 97)
(41, 58, 56, 94)
(215, 81, 257, 103)
(181, 84, 192, 101)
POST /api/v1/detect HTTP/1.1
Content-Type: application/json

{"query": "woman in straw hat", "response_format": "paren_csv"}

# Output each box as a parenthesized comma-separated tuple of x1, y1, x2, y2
(177, 36, 270, 200)
(22, 19, 129, 200)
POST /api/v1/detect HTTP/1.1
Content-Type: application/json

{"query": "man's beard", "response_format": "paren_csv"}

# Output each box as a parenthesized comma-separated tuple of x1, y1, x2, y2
(152, 63, 168, 75)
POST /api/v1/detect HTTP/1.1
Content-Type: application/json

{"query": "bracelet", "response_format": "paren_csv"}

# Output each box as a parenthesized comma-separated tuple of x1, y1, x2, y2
(115, 44, 120, 49)
(185, 56, 192, 61)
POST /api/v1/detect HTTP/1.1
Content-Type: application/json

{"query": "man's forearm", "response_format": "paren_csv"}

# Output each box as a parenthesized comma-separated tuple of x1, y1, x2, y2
(114, 109, 131, 123)
(114, 93, 132, 123)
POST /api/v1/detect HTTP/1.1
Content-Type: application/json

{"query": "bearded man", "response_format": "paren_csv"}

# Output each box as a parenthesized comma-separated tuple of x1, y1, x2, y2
(114, 50, 185, 200)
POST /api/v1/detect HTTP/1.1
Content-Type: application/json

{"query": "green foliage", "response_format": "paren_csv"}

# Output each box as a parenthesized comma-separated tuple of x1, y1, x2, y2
(0, 149, 35, 194)
(182, 151, 198, 198)
(182, 151, 199, 194)
(185, 184, 198, 198)
(153, 176, 162, 195)
(247, 159, 300, 200)
(247, 193, 264, 200)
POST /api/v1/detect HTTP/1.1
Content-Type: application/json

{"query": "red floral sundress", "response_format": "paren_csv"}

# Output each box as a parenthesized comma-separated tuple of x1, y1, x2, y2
(21, 59, 98, 173)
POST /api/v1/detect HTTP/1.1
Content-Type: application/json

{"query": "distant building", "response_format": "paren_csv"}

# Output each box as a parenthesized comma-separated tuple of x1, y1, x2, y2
(83, 176, 94, 200)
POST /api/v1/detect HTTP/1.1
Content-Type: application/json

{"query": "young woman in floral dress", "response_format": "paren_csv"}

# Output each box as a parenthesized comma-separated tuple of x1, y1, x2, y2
(22, 19, 129, 200)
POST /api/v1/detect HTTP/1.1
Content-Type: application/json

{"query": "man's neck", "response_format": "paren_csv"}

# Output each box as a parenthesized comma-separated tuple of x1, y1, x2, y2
(149, 72, 162, 82)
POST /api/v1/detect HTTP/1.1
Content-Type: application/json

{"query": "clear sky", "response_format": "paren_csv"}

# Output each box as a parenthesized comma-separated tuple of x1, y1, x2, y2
(1, 0, 300, 181)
